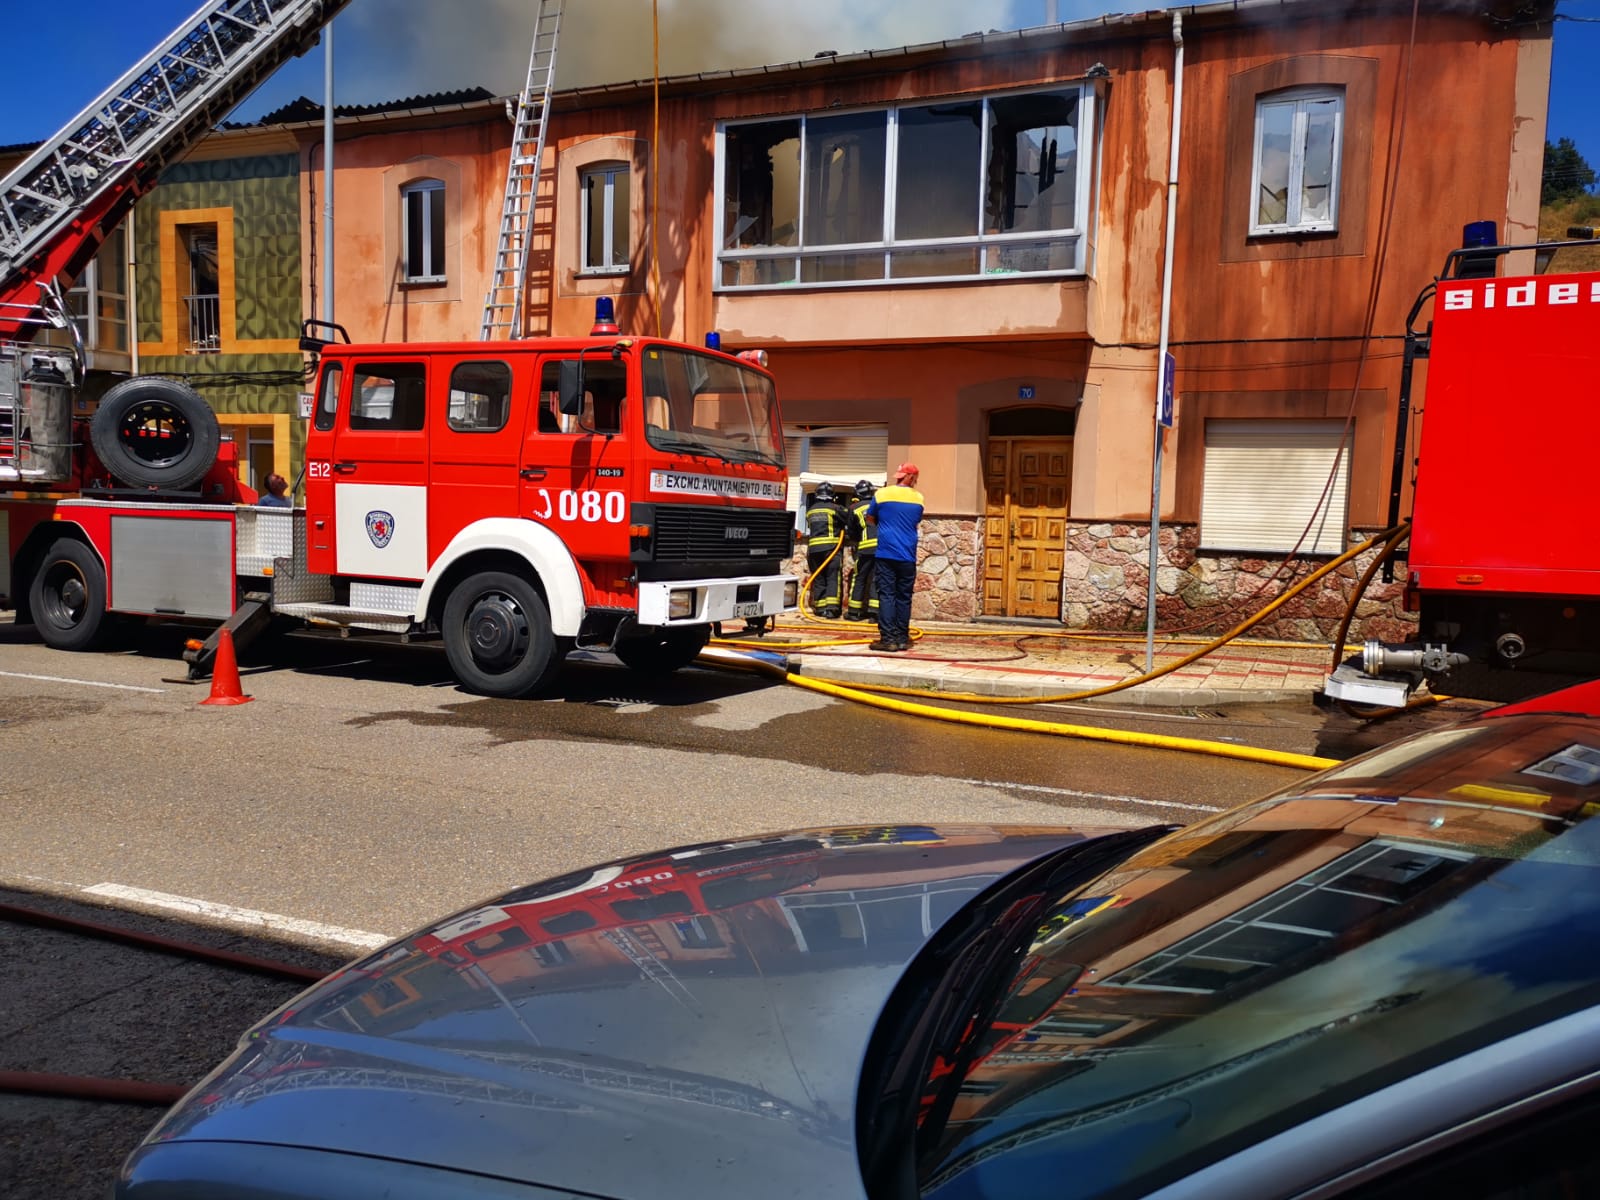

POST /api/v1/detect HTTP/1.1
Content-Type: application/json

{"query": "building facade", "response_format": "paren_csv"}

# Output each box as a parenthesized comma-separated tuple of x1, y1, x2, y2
(199, 0, 1549, 638)
(132, 129, 309, 494)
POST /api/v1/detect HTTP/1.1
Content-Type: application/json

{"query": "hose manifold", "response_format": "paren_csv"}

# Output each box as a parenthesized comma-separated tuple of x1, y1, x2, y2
(1362, 640, 1471, 677)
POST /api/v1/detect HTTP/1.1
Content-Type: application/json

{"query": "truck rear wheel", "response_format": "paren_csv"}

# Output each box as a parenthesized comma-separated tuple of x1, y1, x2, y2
(29, 539, 110, 652)
(89, 376, 220, 490)
(613, 625, 711, 675)
(441, 570, 565, 698)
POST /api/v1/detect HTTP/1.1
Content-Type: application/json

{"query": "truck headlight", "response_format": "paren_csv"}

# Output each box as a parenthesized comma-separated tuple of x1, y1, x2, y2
(669, 589, 698, 620)
(783, 580, 799, 608)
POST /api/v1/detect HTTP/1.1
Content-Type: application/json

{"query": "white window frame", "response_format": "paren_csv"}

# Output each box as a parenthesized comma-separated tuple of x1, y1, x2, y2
(1200, 419, 1350, 555)
(714, 82, 1097, 291)
(64, 223, 130, 363)
(580, 164, 630, 275)
(401, 178, 446, 283)
(1249, 87, 1343, 237)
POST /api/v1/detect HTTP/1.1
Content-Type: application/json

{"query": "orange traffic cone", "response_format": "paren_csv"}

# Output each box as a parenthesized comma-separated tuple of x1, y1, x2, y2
(199, 627, 253, 706)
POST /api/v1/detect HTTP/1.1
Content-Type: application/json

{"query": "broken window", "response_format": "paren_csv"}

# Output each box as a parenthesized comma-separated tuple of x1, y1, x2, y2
(1250, 87, 1343, 235)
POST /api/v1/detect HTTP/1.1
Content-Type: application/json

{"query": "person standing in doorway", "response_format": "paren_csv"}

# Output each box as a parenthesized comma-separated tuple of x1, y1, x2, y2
(866, 463, 923, 652)
(802, 482, 848, 619)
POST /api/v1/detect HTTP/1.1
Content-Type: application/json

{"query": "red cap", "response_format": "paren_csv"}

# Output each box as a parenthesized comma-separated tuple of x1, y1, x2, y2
(894, 462, 919, 482)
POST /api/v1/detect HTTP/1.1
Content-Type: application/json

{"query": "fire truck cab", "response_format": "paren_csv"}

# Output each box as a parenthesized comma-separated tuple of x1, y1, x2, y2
(286, 315, 797, 695)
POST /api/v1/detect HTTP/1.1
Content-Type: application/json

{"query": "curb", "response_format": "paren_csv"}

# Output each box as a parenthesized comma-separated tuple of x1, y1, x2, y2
(787, 656, 1321, 707)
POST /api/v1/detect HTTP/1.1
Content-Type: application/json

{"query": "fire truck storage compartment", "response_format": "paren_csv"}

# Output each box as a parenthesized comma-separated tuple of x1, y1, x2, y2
(0, 346, 73, 485)
(107, 510, 235, 619)
(233, 505, 295, 576)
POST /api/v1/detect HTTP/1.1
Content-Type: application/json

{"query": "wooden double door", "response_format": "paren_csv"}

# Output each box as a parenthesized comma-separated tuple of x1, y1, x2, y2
(982, 438, 1071, 619)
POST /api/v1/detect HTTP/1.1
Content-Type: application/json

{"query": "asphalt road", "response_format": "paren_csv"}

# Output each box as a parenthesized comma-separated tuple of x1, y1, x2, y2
(0, 615, 1485, 1198)
(0, 619, 1331, 938)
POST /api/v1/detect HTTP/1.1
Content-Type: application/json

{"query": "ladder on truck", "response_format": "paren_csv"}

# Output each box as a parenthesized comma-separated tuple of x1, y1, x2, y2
(0, 0, 353, 333)
(480, 0, 564, 341)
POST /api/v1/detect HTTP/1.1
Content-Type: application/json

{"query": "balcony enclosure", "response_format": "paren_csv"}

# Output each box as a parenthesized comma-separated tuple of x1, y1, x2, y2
(716, 84, 1094, 290)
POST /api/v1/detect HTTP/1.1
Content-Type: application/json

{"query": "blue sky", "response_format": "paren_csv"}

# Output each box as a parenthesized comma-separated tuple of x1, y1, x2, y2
(0, 0, 1593, 173)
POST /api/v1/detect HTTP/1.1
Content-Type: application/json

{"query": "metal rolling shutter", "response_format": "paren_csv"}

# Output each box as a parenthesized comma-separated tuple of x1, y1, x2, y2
(1200, 419, 1350, 555)
(784, 426, 889, 519)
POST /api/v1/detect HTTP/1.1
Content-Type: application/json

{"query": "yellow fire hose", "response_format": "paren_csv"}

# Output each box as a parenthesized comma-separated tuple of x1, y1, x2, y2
(702, 527, 1422, 771)
(701, 644, 1338, 771)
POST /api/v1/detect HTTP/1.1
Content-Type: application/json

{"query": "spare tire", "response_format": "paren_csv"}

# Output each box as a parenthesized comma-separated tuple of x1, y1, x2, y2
(89, 376, 220, 490)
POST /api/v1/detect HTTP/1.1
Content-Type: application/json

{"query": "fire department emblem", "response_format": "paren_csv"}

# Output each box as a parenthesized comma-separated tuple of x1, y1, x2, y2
(365, 510, 395, 548)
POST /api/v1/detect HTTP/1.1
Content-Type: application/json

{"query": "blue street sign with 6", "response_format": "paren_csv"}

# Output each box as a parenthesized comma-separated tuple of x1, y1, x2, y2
(1159, 352, 1176, 428)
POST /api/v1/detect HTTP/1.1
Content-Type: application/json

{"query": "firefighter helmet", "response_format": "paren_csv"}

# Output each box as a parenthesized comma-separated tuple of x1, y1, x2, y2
(854, 480, 875, 500)
(813, 483, 835, 503)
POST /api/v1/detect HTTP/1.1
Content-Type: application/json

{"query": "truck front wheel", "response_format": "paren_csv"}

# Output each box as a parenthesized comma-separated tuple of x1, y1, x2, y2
(29, 539, 110, 652)
(441, 571, 565, 698)
(613, 625, 711, 675)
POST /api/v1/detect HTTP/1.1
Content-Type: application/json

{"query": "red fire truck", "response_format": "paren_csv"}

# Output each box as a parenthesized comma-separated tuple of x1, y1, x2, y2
(1325, 224, 1600, 707)
(0, 1, 798, 697)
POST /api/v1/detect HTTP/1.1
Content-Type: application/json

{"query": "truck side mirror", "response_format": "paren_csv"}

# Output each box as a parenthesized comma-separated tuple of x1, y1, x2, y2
(557, 359, 586, 415)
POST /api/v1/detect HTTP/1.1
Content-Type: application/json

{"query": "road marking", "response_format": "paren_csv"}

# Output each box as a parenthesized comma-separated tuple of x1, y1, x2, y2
(951, 776, 1224, 814)
(0, 670, 165, 693)
(83, 883, 391, 949)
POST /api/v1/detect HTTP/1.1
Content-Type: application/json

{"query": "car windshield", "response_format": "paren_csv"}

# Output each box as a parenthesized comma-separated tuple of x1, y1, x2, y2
(874, 714, 1600, 1200)
(639, 345, 784, 466)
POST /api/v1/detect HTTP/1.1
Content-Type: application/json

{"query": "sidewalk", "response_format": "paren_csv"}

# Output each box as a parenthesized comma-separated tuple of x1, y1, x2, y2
(735, 618, 1336, 706)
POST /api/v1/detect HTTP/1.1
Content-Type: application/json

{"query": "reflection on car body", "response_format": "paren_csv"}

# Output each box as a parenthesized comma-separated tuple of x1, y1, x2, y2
(119, 685, 1600, 1199)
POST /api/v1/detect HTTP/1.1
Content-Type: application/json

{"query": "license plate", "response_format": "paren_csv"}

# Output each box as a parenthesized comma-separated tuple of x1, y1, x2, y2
(733, 601, 763, 617)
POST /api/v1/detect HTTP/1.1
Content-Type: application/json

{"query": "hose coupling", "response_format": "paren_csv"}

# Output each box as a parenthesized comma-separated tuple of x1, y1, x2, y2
(1362, 640, 1471, 677)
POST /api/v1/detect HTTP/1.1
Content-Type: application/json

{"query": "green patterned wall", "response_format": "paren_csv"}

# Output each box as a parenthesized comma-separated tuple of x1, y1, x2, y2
(134, 152, 306, 467)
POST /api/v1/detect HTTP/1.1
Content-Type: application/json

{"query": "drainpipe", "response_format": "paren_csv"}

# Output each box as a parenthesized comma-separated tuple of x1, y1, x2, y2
(322, 24, 335, 329)
(127, 207, 139, 377)
(1144, 11, 1184, 673)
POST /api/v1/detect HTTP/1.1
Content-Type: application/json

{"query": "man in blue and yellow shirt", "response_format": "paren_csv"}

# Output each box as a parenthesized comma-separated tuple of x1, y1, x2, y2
(865, 462, 923, 652)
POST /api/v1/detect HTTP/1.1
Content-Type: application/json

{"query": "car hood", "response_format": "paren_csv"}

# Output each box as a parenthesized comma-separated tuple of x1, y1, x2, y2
(131, 824, 1135, 1199)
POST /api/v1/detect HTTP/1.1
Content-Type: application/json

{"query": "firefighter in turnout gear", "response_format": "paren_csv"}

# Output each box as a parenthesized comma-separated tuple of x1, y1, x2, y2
(845, 479, 879, 621)
(803, 482, 848, 618)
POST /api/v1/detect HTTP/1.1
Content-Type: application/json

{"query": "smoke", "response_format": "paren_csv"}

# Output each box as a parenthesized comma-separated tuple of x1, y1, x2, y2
(327, 0, 1107, 102)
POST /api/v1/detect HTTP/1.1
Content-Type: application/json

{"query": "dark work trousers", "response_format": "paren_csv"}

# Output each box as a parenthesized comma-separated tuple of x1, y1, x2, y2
(807, 547, 843, 616)
(847, 552, 878, 619)
(876, 557, 916, 645)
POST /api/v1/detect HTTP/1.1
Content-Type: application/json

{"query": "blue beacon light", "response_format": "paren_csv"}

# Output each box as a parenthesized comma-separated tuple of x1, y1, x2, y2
(591, 296, 620, 335)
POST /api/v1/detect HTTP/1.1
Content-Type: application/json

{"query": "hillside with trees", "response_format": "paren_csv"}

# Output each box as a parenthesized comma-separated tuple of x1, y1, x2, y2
(1540, 137, 1600, 271)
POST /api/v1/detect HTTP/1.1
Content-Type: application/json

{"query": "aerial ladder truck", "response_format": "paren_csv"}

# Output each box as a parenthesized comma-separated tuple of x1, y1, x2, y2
(0, 0, 798, 698)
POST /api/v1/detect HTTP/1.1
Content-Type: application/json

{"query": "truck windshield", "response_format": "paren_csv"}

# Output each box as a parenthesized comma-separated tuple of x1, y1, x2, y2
(639, 345, 784, 466)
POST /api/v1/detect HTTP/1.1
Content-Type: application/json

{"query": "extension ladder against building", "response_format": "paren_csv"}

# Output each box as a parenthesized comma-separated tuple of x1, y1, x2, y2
(601, 927, 699, 1013)
(480, 0, 564, 341)
(0, 0, 353, 333)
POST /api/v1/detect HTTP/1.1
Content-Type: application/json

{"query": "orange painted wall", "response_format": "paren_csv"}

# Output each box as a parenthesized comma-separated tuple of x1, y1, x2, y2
(289, 4, 1547, 530)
